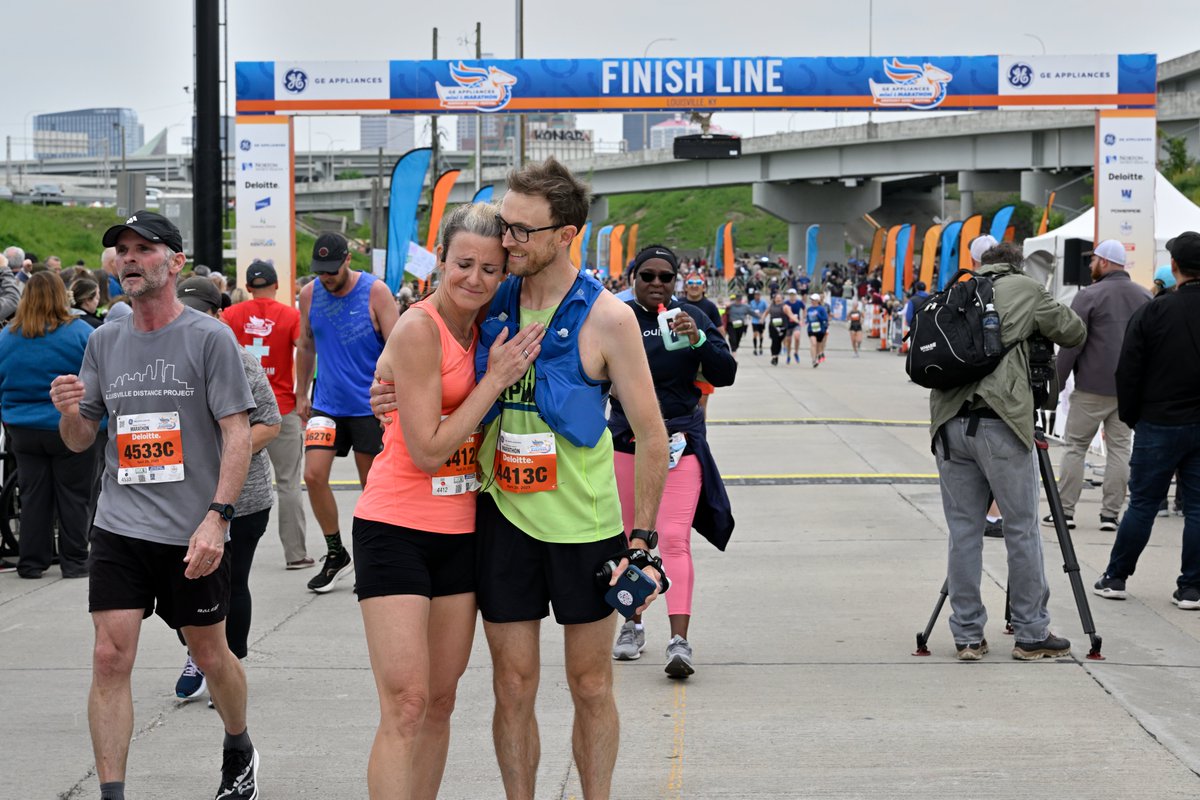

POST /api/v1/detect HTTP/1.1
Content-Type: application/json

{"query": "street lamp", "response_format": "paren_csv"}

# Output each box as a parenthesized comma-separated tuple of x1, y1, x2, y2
(642, 38, 676, 151)
(1023, 33, 1047, 55)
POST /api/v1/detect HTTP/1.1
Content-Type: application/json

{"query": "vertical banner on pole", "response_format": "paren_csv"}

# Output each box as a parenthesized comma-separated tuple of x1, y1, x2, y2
(387, 147, 433, 293)
(608, 224, 626, 280)
(919, 224, 942, 289)
(882, 225, 901, 295)
(596, 225, 613, 276)
(988, 205, 1015, 242)
(938, 221, 963, 290)
(1096, 109, 1157, 287)
(713, 224, 726, 276)
(425, 169, 462, 252)
(1037, 191, 1056, 236)
(805, 224, 820, 276)
(898, 224, 914, 294)
(471, 185, 495, 203)
(579, 221, 593, 270)
(868, 227, 886, 271)
(957, 215, 983, 273)
(569, 228, 583, 269)
(235, 115, 295, 304)
(723, 222, 735, 281)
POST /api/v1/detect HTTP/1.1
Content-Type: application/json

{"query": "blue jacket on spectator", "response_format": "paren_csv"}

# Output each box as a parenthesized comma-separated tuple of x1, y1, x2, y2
(0, 318, 93, 430)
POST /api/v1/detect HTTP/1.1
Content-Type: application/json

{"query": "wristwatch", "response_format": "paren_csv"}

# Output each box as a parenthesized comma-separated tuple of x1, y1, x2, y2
(209, 502, 236, 523)
(629, 528, 658, 550)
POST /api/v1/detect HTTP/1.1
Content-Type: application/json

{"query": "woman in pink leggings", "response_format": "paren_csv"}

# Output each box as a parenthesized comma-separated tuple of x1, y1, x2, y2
(608, 244, 738, 678)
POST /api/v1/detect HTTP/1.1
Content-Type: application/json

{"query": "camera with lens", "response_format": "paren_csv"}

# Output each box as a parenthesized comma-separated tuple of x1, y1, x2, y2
(1027, 334, 1056, 409)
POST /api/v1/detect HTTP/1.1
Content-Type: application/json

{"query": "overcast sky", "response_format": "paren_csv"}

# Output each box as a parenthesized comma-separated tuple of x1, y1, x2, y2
(1, 0, 1196, 158)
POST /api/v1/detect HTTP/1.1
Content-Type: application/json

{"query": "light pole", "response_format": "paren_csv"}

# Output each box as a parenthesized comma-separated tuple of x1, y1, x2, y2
(642, 37, 676, 150)
(317, 133, 344, 181)
(1023, 33, 1047, 55)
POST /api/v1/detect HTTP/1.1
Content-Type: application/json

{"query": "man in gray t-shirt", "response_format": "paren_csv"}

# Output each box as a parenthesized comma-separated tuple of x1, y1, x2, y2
(51, 211, 260, 800)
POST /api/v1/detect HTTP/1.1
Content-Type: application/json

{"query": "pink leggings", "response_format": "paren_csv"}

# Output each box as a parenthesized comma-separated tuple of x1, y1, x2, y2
(613, 451, 701, 616)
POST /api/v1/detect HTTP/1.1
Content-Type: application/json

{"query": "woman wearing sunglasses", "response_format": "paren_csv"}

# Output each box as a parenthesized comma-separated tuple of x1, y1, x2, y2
(608, 245, 737, 678)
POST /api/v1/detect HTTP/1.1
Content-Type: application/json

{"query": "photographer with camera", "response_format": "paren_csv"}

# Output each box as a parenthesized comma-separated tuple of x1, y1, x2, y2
(927, 242, 1085, 660)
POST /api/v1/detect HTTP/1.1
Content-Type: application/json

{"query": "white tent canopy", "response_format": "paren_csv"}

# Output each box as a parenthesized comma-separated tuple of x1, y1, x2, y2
(1023, 171, 1200, 301)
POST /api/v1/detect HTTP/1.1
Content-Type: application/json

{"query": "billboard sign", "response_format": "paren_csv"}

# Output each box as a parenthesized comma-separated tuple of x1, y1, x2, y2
(1094, 109, 1157, 287)
(234, 116, 295, 303)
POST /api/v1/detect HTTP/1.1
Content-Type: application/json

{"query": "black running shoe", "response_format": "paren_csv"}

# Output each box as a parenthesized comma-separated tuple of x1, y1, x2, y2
(1012, 634, 1071, 660)
(983, 519, 1004, 538)
(307, 550, 352, 594)
(1093, 574, 1127, 600)
(215, 747, 259, 799)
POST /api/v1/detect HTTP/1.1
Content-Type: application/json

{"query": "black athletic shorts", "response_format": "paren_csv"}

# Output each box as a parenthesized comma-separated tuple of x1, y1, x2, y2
(305, 410, 384, 456)
(849, 323, 863, 332)
(475, 494, 625, 625)
(351, 517, 476, 600)
(809, 331, 827, 342)
(88, 527, 230, 629)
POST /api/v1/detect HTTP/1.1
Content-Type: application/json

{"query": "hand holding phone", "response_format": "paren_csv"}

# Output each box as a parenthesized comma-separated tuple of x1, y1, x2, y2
(604, 564, 659, 619)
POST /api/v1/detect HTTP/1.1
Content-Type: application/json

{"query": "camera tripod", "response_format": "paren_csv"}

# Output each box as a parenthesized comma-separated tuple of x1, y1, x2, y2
(914, 423, 1104, 660)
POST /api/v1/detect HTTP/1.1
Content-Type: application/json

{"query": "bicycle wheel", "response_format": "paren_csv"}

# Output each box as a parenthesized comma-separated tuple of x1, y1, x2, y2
(0, 474, 19, 559)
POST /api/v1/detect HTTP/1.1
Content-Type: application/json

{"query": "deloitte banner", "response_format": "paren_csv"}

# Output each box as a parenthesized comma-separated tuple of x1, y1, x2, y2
(1094, 110, 1157, 287)
(236, 54, 1156, 115)
(234, 116, 295, 302)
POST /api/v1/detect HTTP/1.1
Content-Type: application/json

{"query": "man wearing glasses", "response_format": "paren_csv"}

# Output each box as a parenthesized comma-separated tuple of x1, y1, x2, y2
(476, 159, 669, 800)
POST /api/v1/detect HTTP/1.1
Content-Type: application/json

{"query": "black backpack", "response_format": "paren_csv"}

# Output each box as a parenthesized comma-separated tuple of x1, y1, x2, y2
(905, 269, 1014, 390)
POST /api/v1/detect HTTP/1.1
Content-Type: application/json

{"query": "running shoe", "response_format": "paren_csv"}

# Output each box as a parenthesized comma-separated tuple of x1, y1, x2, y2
(286, 557, 315, 570)
(1172, 587, 1200, 610)
(175, 654, 207, 700)
(812, 359, 819, 368)
(664, 635, 694, 679)
(1041, 513, 1075, 530)
(612, 621, 645, 661)
(1157, 499, 1171, 518)
(819, 353, 826, 363)
(786, 353, 792, 365)
(983, 519, 1004, 538)
(771, 356, 778, 366)
(1012, 633, 1071, 660)
(1099, 515, 1119, 532)
(1093, 574, 1126, 600)
(307, 550, 352, 594)
(215, 747, 259, 799)
(955, 639, 989, 661)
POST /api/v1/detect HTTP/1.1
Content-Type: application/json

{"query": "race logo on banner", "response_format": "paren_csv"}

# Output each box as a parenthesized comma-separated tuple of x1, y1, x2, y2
(867, 59, 953, 109)
(435, 62, 517, 112)
(234, 117, 294, 301)
(1094, 110, 1156, 287)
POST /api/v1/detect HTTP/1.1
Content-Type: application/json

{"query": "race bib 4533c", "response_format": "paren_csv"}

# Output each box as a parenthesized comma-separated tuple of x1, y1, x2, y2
(116, 412, 184, 485)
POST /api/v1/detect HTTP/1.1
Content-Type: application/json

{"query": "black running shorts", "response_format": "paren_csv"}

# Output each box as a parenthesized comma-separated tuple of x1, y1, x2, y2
(351, 517, 476, 600)
(809, 331, 827, 342)
(305, 411, 384, 457)
(88, 527, 230, 629)
(475, 494, 625, 625)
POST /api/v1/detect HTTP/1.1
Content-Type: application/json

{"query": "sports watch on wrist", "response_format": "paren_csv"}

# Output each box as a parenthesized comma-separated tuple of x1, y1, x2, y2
(629, 528, 658, 550)
(209, 503, 236, 523)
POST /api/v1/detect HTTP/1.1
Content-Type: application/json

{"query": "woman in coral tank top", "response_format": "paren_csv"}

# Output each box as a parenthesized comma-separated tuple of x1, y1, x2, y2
(352, 203, 544, 799)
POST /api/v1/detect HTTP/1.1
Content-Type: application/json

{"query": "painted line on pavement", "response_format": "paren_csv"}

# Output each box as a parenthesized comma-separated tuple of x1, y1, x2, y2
(709, 417, 928, 427)
(315, 473, 940, 490)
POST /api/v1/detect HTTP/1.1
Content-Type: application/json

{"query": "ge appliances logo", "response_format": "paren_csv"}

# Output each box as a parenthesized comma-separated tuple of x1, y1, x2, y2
(283, 69, 308, 94)
(239, 139, 252, 152)
(1007, 63, 1033, 89)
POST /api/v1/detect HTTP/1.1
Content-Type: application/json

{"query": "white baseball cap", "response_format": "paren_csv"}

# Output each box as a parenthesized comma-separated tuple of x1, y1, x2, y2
(809, 293, 821, 301)
(1092, 239, 1127, 266)
(968, 235, 999, 264)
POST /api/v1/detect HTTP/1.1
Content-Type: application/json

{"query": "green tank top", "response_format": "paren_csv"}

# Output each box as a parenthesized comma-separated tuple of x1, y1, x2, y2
(479, 304, 622, 543)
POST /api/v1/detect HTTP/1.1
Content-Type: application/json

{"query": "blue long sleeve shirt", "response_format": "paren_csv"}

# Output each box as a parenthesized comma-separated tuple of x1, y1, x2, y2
(0, 319, 93, 430)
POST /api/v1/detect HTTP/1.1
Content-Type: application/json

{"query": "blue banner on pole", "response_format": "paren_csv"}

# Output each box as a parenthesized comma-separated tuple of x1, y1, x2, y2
(938, 221, 964, 290)
(596, 225, 613, 274)
(471, 185, 494, 203)
(806, 224, 820, 275)
(714, 224, 726, 273)
(894, 225, 911, 295)
(580, 222, 593, 269)
(989, 205, 1015, 241)
(387, 147, 433, 293)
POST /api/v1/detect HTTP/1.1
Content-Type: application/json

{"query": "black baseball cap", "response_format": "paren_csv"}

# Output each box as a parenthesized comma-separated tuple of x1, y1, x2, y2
(102, 210, 184, 253)
(246, 260, 278, 288)
(311, 232, 349, 274)
(1166, 231, 1200, 271)
(177, 276, 222, 313)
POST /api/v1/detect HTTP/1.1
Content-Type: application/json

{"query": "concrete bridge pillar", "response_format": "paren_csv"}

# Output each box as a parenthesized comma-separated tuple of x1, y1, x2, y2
(753, 180, 881, 270)
(1020, 169, 1090, 217)
(957, 171, 1021, 220)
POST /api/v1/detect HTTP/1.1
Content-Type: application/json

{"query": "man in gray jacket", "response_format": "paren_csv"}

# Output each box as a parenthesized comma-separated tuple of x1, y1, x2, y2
(0, 254, 18, 323)
(929, 242, 1086, 661)
(1048, 240, 1152, 532)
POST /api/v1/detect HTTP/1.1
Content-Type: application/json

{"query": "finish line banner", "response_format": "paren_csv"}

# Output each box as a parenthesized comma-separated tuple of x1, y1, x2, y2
(236, 54, 1156, 115)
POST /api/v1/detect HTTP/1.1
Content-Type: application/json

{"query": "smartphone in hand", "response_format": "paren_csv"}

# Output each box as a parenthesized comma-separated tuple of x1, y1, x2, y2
(604, 564, 657, 619)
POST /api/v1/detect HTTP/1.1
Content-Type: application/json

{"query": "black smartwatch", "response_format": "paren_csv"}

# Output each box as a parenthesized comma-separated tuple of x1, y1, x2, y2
(629, 528, 658, 550)
(209, 502, 236, 523)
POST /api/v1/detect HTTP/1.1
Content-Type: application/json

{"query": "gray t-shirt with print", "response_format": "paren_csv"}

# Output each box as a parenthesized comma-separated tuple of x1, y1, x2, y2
(237, 348, 281, 516)
(80, 306, 256, 546)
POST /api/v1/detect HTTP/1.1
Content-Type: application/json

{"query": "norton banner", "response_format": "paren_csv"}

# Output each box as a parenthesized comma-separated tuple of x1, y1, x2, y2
(236, 55, 1155, 115)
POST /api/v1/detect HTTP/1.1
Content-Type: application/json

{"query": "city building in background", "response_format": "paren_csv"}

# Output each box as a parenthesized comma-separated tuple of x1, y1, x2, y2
(457, 112, 578, 157)
(33, 108, 143, 160)
(622, 113, 673, 151)
(650, 114, 738, 150)
(360, 116, 415, 152)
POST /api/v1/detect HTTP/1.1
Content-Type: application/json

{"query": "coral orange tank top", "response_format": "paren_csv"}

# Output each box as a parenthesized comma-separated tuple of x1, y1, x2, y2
(354, 299, 481, 533)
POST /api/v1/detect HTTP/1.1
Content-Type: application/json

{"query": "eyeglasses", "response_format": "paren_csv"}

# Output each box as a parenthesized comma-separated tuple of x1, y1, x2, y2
(495, 215, 564, 244)
(685, 279, 704, 287)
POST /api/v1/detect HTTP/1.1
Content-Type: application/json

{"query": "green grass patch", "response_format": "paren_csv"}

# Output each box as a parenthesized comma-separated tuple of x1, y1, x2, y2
(0, 203, 124, 267)
(603, 185, 788, 255)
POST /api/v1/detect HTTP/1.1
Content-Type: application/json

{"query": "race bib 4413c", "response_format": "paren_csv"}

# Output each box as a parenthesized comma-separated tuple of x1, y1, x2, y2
(116, 412, 184, 485)
(494, 430, 557, 494)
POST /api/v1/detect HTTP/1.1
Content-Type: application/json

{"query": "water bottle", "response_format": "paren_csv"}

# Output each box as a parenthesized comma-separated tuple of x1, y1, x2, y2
(982, 303, 1002, 357)
(657, 304, 689, 351)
